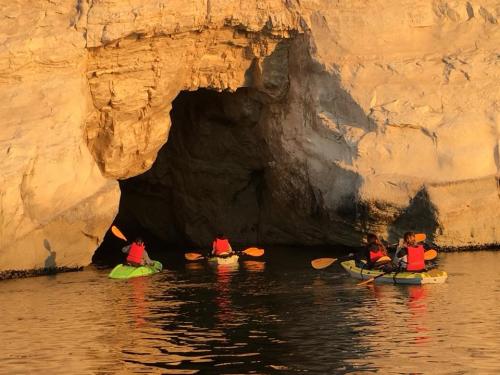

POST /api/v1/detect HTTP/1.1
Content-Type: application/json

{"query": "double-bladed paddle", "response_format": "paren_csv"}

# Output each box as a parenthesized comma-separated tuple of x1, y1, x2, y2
(310, 252, 388, 270)
(184, 247, 265, 261)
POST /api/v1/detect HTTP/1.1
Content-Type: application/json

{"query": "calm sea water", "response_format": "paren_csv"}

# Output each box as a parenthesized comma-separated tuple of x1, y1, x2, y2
(0, 250, 499, 374)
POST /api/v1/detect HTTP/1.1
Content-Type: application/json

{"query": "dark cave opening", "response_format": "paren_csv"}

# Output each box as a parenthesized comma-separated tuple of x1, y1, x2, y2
(93, 88, 273, 265)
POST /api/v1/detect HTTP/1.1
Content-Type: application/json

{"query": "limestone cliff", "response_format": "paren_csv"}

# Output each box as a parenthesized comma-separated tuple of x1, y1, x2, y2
(1, 0, 499, 272)
(0, 1, 119, 272)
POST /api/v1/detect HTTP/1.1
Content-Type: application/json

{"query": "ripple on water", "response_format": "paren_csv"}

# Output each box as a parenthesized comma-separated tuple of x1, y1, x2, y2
(0, 251, 500, 374)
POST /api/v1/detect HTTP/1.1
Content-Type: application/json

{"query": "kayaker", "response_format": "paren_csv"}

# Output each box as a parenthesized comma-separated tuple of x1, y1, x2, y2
(211, 233, 234, 258)
(355, 233, 392, 270)
(394, 231, 426, 272)
(122, 237, 154, 267)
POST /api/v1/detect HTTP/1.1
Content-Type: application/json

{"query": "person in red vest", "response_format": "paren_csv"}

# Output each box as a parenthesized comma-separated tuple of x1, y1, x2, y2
(211, 233, 234, 258)
(122, 237, 154, 266)
(394, 231, 426, 272)
(354, 233, 391, 270)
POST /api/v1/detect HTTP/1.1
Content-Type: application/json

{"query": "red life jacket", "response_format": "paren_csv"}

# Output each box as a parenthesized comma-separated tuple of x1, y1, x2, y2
(369, 245, 385, 263)
(213, 238, 231, 256)
(127, 242, 144, 264)
(406, 244, 425, 271)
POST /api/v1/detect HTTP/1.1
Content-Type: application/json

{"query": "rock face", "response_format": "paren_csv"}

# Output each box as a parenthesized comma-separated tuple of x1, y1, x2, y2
(0, 1, 119, 272)
(1, 1, 500, 272)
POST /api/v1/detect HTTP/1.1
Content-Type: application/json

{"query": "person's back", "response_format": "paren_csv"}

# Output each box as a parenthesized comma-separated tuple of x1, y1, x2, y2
(395, 232, 425, 272)
(212, 234, 232, 257)
(355, 233, 388, 269)
(123, 237, 154, 266)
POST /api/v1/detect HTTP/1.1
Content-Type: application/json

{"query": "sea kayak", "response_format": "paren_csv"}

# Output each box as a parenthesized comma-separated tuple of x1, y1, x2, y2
(208, 254, 239, 265)
(108, 261, 162, 279)
(340, 260, 447, 285)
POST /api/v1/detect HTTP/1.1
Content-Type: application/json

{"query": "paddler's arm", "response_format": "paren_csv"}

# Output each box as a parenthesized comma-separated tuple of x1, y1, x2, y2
(121, 245, 131, 254)
(143, 249, 154, 266)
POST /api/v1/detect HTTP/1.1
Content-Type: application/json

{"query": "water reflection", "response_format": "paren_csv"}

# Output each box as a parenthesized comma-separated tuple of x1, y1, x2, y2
(241, 260, 265, 272)
(0, 251, 499, 374)
(406, 286, 430, 345)
(214, 264, 237, 326)
(130, 276, 150, 327)
(185, 261, 205, 273)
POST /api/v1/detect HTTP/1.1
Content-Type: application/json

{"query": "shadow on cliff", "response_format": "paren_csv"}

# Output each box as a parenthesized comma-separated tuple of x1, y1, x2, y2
(387, 188, 441, 244)
(43, 239, 57, 275)
(251, 35, 378, 245)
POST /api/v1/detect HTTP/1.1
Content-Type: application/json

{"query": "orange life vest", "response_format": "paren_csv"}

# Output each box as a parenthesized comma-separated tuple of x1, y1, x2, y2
(369, 246, 385, 263)
(213, 238, 231, 256)
(127, 242, 144, 264)
(406, 244, 425, 271)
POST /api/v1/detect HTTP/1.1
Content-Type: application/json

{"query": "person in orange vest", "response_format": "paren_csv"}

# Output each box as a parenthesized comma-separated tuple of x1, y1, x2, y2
(122, 237, 154, 267)
(211, 233, 234, 258)
(394, 231, 426, 272)
(354, 233, 391, 270)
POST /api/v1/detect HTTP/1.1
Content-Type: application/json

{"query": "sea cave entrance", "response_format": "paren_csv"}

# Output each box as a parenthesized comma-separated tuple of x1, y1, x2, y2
(93, 88, 272, 265)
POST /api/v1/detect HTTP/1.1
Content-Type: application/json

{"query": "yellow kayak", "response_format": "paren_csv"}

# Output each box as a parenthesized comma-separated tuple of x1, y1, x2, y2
(340, 260, 447, 285)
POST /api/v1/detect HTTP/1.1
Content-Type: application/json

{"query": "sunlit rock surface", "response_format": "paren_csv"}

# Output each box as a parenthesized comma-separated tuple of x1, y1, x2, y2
(0, 1, 119, 272)
(1, 0, 500, 271)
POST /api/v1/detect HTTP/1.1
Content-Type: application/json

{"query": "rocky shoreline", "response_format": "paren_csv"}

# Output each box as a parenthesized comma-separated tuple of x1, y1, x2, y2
(0, 266, 84, 281)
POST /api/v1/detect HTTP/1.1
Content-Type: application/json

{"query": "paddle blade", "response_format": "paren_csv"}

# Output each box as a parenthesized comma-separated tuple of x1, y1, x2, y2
(424, 249, 438, 261)
(242, 247, 264, 257)
(415, 233, 426, 242)
(185, 252, 204, 261)
(374, 256, 391, 266)
(311, 258, 337, 270)
(111, 225, 127, 241)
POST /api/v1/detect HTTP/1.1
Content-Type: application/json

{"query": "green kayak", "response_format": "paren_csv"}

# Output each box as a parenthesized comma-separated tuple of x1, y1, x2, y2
(108, 260, 162, 279)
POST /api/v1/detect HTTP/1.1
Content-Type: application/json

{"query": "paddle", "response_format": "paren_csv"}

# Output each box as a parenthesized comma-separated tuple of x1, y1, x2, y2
(111, 225, 128, 241)
(374, 255, 392, 265)
(357, 270, 391, 286)
(184, 247, 265, 261)
(311, 258, 337, 270)
(310, 251, 391, 270)
(357, 250, 438, 286)
(415, 233, 426, 242)
(311, 253, 354, 270)
(185, 252, 205, 261)
(242, 247, 265, 257)
(424, 249, 437, 261)
(356, 256, 395, 285)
